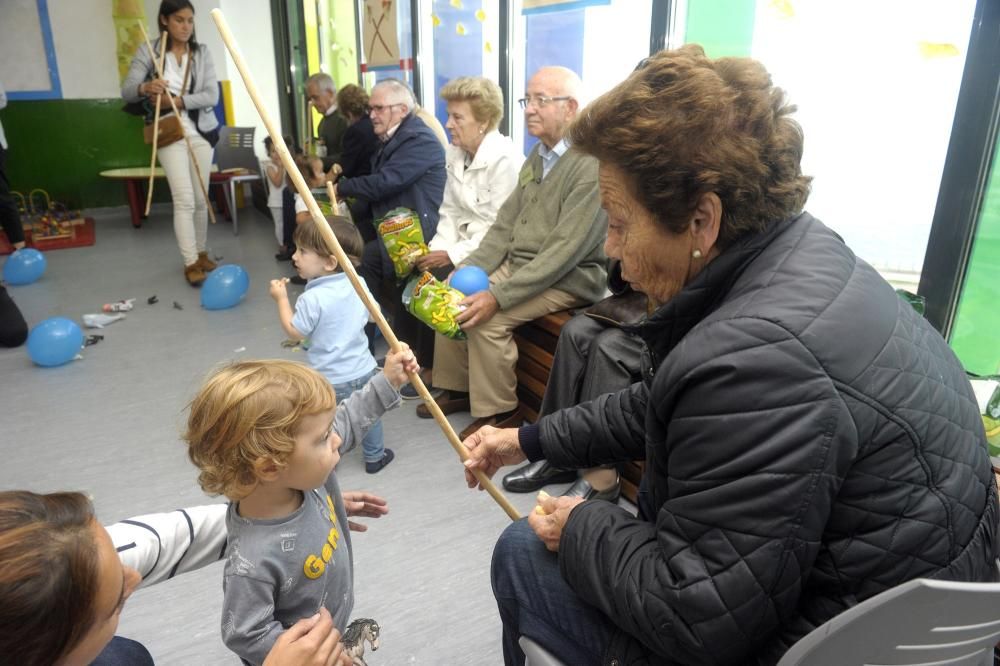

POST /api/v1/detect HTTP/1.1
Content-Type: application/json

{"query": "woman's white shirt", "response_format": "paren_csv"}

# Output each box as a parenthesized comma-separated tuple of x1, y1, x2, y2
(162, 51, 198, 135)
(264, 159, 286, 208)
(429, 130, 524, 266)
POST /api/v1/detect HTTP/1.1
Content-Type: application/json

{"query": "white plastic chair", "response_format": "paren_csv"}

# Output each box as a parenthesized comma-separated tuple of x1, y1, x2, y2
(519, 637, 566, 666)
(778, 578, 1000, 665)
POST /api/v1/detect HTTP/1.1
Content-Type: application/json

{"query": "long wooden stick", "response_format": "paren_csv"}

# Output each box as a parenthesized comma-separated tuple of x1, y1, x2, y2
(210, 9, 520, 521)
(144, 32, 168, 217)
(138, 22, 217, 225)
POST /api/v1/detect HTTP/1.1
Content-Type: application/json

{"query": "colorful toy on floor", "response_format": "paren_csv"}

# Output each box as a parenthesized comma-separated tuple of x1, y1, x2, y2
(450, 265, 490, 296)
(2, 248, 47, 285)
(202, 264, 250, 310)
(27, 317, 84, 367)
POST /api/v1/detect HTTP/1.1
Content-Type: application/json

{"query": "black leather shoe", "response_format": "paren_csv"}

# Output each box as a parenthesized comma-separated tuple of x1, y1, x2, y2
(275, 246, 295, 261)
(502, 460, 577, 493)
(563, 476, 621, 503)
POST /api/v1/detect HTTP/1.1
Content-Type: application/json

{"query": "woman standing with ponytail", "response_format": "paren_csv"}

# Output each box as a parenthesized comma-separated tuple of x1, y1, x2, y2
(121, 0, 220, 286)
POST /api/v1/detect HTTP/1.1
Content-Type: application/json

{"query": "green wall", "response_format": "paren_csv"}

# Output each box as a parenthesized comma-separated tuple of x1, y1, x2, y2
(950, 133, 1000, 375)
(685, 0, 757, 57)
(2, 99, 164, 209)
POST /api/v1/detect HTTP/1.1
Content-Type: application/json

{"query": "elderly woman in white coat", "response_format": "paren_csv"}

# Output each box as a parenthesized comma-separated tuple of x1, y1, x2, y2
(408, 76, 523, 396)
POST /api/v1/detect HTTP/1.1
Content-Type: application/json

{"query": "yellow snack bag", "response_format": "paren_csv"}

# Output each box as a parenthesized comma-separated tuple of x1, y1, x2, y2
(376, 207, 428, 280)
(404, 272, 466, 340)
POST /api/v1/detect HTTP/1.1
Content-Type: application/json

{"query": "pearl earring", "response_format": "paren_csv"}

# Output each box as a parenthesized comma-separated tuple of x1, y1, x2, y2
(692, 249, 703, 259)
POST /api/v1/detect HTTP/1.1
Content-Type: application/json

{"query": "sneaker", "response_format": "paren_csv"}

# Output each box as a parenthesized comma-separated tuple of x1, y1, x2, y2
(196, 251, 217, 272)
(400, 383, 445, 400)
(184, 263, 206, 286)
(365, 449, 395, 474)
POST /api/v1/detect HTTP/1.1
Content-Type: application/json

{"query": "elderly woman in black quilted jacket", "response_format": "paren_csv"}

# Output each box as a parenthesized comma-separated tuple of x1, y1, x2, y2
(463, 45, 999, 666)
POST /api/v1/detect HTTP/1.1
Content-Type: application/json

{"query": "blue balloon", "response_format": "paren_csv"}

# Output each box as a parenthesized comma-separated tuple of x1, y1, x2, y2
(3, 248, 47, 285)
(450, 266, 490, 296)
(27, 317, 83, 367)
(201, 264, 250, 310)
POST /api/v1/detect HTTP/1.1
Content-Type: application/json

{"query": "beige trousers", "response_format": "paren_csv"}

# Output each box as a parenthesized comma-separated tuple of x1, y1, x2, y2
(158, 132, 213, 266)
(433, 263, 585, 417)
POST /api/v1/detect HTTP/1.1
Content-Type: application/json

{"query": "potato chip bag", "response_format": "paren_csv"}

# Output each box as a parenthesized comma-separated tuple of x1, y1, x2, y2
(377, 207, 428, 280)
(404, 272, 466, 340)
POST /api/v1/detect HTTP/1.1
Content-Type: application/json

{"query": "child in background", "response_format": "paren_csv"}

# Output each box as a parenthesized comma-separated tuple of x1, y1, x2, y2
(270, 216, 395, 474)
(263, 136, 289, 251)
(293, 155, 332, 223)
(269, 136, 302, 262)
(184, 351, 416, 665)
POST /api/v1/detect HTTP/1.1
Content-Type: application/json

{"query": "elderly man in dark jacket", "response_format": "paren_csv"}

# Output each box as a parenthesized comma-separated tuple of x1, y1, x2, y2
(334, 78, 446, 364)
(464, 46, 999, 666)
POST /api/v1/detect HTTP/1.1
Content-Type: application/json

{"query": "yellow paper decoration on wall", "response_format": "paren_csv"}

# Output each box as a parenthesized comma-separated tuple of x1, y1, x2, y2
(450, 0, 463, 8)
(768, 0, 795, 19)
(475, 9, 486, 22)
(432, 13, 441, 27)
(918, 41, 960, 58)
(484, 40, 493, 53)
(456, 22, 466, 36)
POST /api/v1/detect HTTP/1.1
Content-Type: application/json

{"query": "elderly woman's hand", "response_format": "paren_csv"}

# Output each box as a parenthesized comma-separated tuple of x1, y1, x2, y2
(456, 290, 499, 329)
(463, 425, 526, 489)
(262, 608, 351, 666)
(527, 492, 586, 552)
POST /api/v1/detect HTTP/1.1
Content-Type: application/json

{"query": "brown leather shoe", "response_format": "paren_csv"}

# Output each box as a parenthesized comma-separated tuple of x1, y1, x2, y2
(416, 392, 470, 418)
(458, 408, 523, 441)
(184, 262, 206, 286)
(196, 252, 217, 272)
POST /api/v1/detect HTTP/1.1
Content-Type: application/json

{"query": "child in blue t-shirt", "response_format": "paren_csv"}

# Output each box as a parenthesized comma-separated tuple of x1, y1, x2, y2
(270, 216, 394, 473)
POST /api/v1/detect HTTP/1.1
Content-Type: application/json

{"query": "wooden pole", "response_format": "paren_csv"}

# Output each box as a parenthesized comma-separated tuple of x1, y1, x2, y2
(210, 8, 520, 521)
(144, 32, 168, 217)
(138, 22, 217, 225)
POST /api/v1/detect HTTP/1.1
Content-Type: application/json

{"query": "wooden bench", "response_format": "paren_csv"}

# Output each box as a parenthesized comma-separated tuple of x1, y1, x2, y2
(513, 311, 645, 504)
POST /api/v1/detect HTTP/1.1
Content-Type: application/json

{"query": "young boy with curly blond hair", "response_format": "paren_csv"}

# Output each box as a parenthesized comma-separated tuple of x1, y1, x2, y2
(184, 351, 416, 665)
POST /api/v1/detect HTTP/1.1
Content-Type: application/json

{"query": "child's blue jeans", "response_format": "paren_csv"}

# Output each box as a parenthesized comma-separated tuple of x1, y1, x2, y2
(334, 367, 385, 463)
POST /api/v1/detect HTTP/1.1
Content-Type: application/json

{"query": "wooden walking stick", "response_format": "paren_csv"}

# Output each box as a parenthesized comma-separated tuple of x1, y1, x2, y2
(210, 8, 520, 521)
(138, 22, 217, 225)
(144, 32, 168, 217)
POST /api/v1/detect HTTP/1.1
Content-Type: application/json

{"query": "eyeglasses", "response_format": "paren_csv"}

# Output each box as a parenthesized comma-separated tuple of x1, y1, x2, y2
(517, 95, 571, 109)
(368, 103, 403, 114)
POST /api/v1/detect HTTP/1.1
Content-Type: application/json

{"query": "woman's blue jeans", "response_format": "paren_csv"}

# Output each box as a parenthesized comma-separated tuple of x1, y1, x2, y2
(492, 519, 616, 665)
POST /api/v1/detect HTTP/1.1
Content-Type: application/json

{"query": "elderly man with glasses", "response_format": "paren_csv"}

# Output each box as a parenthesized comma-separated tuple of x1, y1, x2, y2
(333, 78, 447, 367)
(420, 66, 608, 442)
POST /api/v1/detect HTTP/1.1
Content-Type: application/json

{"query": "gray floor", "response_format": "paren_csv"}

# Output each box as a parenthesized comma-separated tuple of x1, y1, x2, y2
(0, 205, 554, 665)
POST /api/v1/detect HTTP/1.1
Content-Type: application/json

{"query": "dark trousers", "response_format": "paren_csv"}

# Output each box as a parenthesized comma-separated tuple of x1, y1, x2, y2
(0, 285, 27, 347)
(540, 314, 644, 477)
(493, 519, 616, 665)
(539, 314, 643, 418)
(90, 636, 154, 666)
(0, 145, 24, 245)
